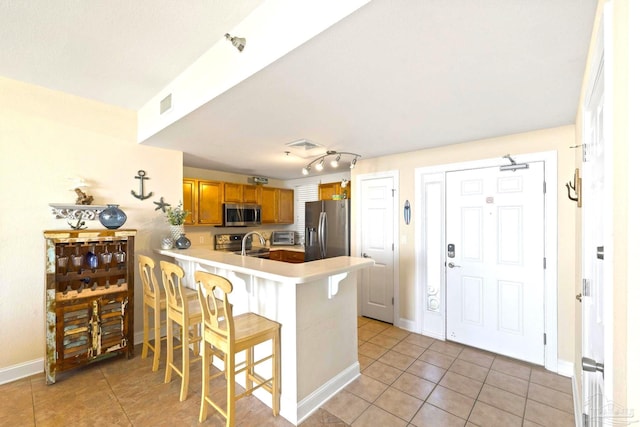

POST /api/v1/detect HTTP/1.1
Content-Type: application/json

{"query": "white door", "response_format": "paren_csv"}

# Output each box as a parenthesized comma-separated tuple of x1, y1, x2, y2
(359, 175, 395, 323)
(581, 33, 608, 425)
(446, 163, 546, 364)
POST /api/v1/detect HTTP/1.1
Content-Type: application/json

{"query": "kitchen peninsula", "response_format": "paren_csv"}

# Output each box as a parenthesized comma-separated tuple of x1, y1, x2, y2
(156, 247, 373, 425)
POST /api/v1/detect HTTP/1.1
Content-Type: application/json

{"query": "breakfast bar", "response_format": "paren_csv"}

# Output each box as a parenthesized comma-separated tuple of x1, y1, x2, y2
(156, 247, 373, 425)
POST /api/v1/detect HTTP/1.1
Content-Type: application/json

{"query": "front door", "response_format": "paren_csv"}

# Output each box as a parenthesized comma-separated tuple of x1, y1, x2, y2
(359, 175, 395, 323)
(581, 26, 608, 424)
(445, 163, 546, 364)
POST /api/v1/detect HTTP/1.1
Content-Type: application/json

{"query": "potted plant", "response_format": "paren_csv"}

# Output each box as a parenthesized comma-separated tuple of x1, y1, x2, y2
(166, 202, 189, 242)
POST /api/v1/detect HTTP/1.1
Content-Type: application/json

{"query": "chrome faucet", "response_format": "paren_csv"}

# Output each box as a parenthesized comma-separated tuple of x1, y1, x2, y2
(241, 231, 266, 256)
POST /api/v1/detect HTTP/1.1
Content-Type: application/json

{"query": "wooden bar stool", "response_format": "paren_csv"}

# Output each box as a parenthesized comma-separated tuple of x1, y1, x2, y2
(195, 271, 281, 425)
(138, 255, 166, 372)
(160, 261, 202, 402)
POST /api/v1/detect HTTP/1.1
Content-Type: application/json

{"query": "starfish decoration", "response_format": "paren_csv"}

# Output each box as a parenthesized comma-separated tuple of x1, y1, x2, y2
(153, 197, 171, 212)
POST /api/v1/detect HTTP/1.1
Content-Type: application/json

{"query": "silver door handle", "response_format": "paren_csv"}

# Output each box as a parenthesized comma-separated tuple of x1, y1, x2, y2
(447, 262, 461, 268)
(582, 357, 604, 374)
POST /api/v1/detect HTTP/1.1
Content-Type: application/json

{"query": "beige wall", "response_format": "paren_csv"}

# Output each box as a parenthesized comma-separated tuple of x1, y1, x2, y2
(0, 77, 183, 372)
(351, 125, 578, 364)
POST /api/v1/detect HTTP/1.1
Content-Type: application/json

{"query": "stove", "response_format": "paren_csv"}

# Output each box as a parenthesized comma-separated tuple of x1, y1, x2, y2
(214, 233, 270, 258)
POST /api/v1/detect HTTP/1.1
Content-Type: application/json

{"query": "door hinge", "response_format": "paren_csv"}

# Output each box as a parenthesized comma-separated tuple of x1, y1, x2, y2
(392, 297, 394, 306)
(391, 188, 396, 197)
(543, 333, 547, 345)
(392, 243, 394, 251)
(543, 257, 546, 269)
(583, 413, 589, 426)
(543, 181, 547, 194)
(597, 246, 604, 260)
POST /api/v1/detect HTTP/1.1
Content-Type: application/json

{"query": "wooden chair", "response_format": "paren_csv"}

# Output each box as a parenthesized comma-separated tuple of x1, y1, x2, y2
(195, 270, 281, 425)
(138, 254, 166, 372)
(160, 261, 202, 401)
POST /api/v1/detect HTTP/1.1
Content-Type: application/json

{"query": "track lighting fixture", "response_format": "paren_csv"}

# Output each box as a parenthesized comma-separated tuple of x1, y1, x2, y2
(225, 33, 246, 52)
(301, 151, 361, 175)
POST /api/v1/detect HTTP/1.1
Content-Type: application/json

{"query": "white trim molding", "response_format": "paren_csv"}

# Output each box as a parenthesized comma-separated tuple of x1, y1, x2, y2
(0, 358, 43, 385)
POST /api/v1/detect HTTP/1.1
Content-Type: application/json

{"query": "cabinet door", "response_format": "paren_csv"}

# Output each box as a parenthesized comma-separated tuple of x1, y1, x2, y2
(278, 189, 294, 224)
(269, 250, 283, 261)
(261, 187, 278, 223)
(198, 181, 224, 225)
(243, 185, 261, 203)
(224, 183, 243, 203)
(183, 179, 197, 225)
(319, 183, 337, 200)
(284, 250, 305, 263)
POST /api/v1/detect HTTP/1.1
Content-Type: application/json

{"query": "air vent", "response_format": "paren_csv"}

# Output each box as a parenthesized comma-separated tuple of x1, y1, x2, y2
(160, 94, 172, 114)
(285, 139, 326, 159)
(286, 139, 322, 150)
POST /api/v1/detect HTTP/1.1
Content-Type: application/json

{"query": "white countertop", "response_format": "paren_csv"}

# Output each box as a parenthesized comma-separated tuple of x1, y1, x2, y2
(156, 247, 373, 284)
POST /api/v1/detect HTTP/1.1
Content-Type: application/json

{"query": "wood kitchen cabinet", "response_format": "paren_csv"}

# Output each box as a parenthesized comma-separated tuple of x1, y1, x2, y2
(182, 179, 224, 226)
(319, 182, 350, 200)
(262, 187, 294, 224)
(44, 229, 136, 384)
(223, 183, 261, 204)
(269, 250, 305, 263)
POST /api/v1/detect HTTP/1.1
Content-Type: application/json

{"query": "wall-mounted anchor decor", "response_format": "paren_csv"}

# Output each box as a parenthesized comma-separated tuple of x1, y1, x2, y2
(131, 170, 153, 200)
(566, 168, 582, 207)
(153, 197, 171, 212)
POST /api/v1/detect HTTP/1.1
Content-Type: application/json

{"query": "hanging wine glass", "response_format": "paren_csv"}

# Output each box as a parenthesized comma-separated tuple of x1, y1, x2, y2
(100, 244, 113, 271)
(115, 243, 126, 269)
(86, 244, 98, 271)
(56, 246, 68, 275)
(70, 244, 83, 274)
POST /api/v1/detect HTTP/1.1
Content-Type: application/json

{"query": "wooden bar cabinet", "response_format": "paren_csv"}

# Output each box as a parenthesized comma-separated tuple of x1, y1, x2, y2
(44, 229, 136, 384)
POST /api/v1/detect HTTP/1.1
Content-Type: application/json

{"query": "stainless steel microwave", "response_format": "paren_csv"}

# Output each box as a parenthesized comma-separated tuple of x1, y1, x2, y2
(223, 203, 261, 226)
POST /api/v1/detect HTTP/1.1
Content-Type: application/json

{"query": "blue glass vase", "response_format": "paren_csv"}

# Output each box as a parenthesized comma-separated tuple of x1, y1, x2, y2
(175, 234, 191, 249)
(99, 204, 127, 229)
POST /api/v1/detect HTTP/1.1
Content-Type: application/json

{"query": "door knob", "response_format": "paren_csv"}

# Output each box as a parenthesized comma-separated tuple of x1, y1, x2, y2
(362, 253, 371, 258)
(447, 262, 461, 268)
(582, 357, 604, 374)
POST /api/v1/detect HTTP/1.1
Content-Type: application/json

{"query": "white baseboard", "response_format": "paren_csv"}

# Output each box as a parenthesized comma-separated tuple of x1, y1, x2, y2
(557, 359, 575, 378)
(0, 358, 43, 385)
(395, 317, 417, 333)
(295, 362, 361, 424)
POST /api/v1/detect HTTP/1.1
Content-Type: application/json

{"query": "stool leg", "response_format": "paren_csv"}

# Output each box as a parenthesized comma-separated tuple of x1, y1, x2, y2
(179, 322, 190, 401)
(199, 342, 210, 422)
(273, 332, 280, 416)
(245, 348, 253, 392)
(164, 317, 173, 384)
(227, 352, 236, 427)
(152, 303, 162, 372)
(141, 302, 150, 359)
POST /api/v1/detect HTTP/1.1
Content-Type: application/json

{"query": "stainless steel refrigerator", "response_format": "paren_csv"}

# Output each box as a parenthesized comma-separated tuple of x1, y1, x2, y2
(305, 199, 350, 261)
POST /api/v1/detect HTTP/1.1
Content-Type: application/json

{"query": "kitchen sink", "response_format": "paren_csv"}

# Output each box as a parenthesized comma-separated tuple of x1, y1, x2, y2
(233, 248, 271, 258)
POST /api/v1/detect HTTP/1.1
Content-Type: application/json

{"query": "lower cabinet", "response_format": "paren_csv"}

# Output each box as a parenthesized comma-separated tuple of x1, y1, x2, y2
(44, 229, 136, 384)
(270, 250, 305, 263)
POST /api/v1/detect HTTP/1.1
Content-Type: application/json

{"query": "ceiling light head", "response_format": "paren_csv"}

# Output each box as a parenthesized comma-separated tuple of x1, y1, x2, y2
(315, 158, 325, 171)
(330, 154, 341, 168)
(350, 158, 358, 169)
(225, 33, 246, 52)
(302, 166, 310, 175)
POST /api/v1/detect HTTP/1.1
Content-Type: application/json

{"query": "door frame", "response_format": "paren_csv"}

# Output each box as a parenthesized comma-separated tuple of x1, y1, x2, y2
(414, 151, 559, 372)
(354, 170, 399, 324)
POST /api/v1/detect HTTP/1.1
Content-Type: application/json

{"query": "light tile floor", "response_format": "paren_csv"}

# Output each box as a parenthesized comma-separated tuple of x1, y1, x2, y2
(0, 317, 575, 426)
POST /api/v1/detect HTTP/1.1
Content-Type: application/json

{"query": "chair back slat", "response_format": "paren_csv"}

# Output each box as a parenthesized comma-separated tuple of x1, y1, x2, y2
(160, 261, 191, 317)
(138, 255, 161, 300)
(195, 271, 234, 343)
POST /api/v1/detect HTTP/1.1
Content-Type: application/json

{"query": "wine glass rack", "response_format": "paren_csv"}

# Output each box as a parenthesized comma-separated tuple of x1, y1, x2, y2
(44, 229, 136, 384)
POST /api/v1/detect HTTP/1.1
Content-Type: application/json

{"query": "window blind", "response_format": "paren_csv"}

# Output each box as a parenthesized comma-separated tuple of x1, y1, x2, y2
(294, 183, 318, 244)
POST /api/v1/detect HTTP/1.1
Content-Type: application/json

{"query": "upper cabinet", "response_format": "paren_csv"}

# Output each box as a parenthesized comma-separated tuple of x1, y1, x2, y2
(261, 187, 294, 224)
(319, 182, 350, 200)
(184, 179, 292, 226)
(182, 179, 224, 226)
(223, 183, 261, 204)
